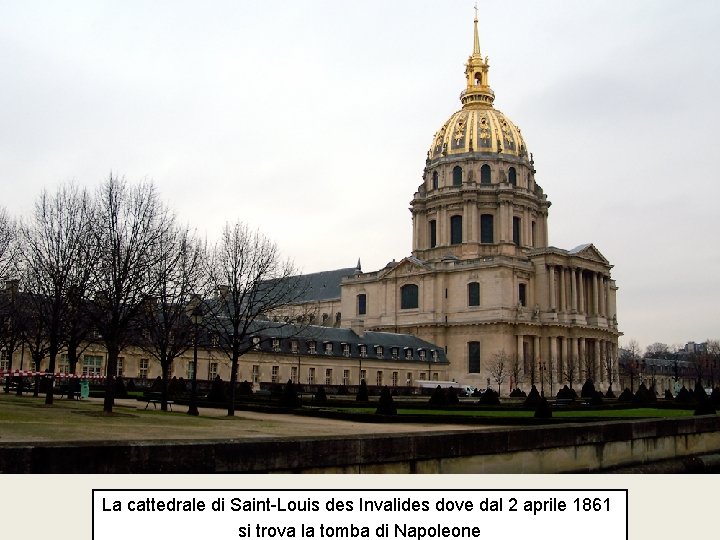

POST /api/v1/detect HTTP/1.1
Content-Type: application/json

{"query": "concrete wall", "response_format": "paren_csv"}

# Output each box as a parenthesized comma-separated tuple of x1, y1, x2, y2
(2, 416, 720, 474)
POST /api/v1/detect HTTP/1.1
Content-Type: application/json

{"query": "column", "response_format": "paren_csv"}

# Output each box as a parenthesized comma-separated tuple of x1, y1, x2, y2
(592, 272, 599, 316)
(569, 338, 578, 385)
(517, 334, 524, 378)
(499, 203, 507, 242)
(578, 270, 585, 313)
(570, 268, 578, 312)
(560, 337, 568, 383)
(549, 336, 558, 391)
(594, 339, 602, 384)
(605, 279, 611, 319)
(559, 267, 566, 312)
(548, 265, 556, 310)
(579, 337, 586, 381)
(598, 276, 606, 316)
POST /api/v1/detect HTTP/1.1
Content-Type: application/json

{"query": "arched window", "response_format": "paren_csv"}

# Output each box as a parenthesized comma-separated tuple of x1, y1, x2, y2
(452, 166, 462, 186)
(468, 341, 481, 373)
(512, 216, 521, 246)
(429, 220, 437, 248)
(468, 282, 480, 307)
(480, 214, 494, 244)
(450, 215, 463, 245)
(508, 167, 517, 186)
(400, 284, 419, 309)
(432, 171, 439, 190)
(357, 294, 367, 315)
(480, 164, 491, 184)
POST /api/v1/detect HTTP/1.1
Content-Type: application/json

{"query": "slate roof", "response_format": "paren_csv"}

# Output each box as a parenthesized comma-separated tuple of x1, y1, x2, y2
(286, 267, 356, 303)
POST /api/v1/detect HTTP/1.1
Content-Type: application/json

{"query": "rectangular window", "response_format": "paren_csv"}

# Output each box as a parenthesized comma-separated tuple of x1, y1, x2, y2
(272, 338, 280, 352)
(468, 341, 481, 373)
(429, 220, 437, 248)
(291, 340, 299, 354)
(406, 372, 412, 386)
(531, 221, 536, 247)
(0, 349, 9, 371)
(432, 372, 439, 381)
(82, 355, 103, 377)
(252, 365, 259, 384)
(308, 341, 316, 354)
(513, 216, 521, 246)
(392, 372, 398, 387)
(357, 294, 367, 315)
(360, 369, 366, 382)
(116, 357, 124, 378)
(391, 347, 399, 360)
(291, 366, 298, 384)
(271, 365, 279, 383)
(400, 284, 419, 309)
(405, 348, 413, 360)
(375, 346, 383, 358)
(359, 345, 367, 358)
(186, 360, 195, 380)
(343, 369, 350, 386)
(325, 368, 332, 386)
(139, 358, 149, 379)
(450, 215, 463, 245)
(308, 367, 315, 385)
(324, 342, 333, 355)
(208, 362, 218, 380)
(468, 282, 480, 306)
(342, 343, 350, 357)
(519, 283, 527, 307)
(480, 214, 494, 244)
(419, 372, 427, 381)
(376, 371, 383, 386)
(57, 354, 70, 374)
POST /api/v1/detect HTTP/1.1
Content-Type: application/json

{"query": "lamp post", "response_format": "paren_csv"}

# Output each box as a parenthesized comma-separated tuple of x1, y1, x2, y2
(187, 305, 203, 416)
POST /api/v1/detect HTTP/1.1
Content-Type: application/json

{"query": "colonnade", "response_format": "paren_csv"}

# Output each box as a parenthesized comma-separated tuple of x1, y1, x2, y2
(515, 333, 618, 390)
(547, 264, 612, 320)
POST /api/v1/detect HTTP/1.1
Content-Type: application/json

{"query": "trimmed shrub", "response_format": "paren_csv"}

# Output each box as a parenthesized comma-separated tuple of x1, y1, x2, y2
(429, 385, 447, 406)
(208, 375, 226, 402)
(337, 385, 349, 396)
(375, 386, 397, 415)
(633, 383, 656, 404)
(675, 386, 692, 404)
(510, 388, 527, 398)
(126, 379, 136, 392)
(556, 385, 576, 401)
(711, 387, 720, 407)
(523, 384, 541, 409)
(534, 397, 552, 419)
(604, 386, 616, 399)
(589, 391, 603, 405)
(356, 379, 369, 402)
(478, 388, 500, 405)
(617, 388, 633, 402)
(314, 386, 328, 404)
(280, 379, 301, 408)
(581, 379, 596, 398)
(446, 387, 460, 405)
(664, 389, 674, 400)
(114, 377, 128, 398)
(238, 380, 254, 396)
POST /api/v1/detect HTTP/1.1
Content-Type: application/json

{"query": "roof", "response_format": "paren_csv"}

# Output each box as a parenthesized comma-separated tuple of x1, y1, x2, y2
(286, 267, 356, 303)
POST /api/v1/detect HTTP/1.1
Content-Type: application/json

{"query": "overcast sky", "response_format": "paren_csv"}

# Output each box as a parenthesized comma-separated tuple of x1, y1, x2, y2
(1, 0, 719, 350)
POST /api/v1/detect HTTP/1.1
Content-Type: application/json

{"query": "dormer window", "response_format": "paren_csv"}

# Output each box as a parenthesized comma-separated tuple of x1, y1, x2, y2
(272, 338, 280, 352)
(359, 345, 367, 358)
(324, 342, 333, 355)
(307, 341, 316, 354)
(342, 343, 350, 357)
(391, 347, 399, 359)
(375, 345, 384, 358)
(291, 340, 298, 354)
(404, 347, 413, 360)
(418, 349, 426, 361)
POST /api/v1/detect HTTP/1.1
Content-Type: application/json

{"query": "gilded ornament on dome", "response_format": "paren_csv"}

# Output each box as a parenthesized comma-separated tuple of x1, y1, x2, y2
(477, 115, 491, 148)
(453, 114, 467, 147)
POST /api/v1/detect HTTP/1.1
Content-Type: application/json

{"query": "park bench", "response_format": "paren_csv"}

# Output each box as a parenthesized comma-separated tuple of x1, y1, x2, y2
(143, 392, 173, 411)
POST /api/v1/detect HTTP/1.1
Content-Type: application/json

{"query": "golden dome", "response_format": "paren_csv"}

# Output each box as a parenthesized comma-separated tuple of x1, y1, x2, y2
(427, 12, 529, 162)
(428, 107, 528, 160)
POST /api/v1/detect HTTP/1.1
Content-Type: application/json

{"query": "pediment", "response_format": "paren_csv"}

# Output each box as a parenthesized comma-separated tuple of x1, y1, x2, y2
(568, 244, 609, 265)
(379, 256, 428, 278)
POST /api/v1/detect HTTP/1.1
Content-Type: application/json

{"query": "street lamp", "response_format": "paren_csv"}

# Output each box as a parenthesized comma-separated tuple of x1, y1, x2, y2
(187, 305, 203, 416)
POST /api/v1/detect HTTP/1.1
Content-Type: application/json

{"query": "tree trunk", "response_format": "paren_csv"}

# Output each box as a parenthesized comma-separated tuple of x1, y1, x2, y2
(103, 344, 119, 413)
(161, 361, 170, 412)
(44, 348, 58, 405)
(227, 355, 238, 417)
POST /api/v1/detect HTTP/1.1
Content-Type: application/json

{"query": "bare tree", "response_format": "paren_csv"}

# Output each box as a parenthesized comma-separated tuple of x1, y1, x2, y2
(0, 207, 16, 283)
(645, 342, 669, 358)
(620, 339, 642, 391)
(139, 226, 205, 411)
(89, 177, 173, 413)
(490, 349, 509, 394)
(205, 221, 298, 416)
(19, 184, 96, 404)
(563, 355, 579, 390)
(509, 354, 523, 391)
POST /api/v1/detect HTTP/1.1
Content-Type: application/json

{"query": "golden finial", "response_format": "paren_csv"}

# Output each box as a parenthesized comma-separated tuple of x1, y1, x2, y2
(472, 4, 481, 56)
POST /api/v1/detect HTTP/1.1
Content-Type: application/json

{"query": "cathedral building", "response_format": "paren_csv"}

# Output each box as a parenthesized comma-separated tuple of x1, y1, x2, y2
(336, 14, 620, 392)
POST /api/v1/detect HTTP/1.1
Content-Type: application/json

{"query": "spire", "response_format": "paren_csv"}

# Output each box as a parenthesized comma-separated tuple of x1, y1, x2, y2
(473, 4, 481, 56)
(461, 7, 494, 109)
(354, 258, 362, 275)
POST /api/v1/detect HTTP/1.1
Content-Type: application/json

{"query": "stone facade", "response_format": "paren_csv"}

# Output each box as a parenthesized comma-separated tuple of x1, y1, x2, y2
(336, 14, 620, 393)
